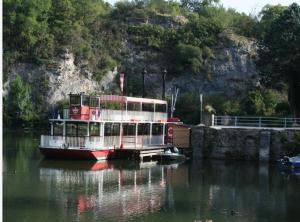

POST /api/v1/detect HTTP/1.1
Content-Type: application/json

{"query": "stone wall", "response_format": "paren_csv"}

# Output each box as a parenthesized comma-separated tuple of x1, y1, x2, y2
(192, 126, 300, 161)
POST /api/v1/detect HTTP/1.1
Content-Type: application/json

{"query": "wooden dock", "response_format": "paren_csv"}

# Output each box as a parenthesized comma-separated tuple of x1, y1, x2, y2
(116, 145, 170, 160)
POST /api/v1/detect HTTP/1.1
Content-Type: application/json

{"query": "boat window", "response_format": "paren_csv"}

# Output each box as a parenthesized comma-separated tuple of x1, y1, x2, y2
(90, 97, 99, 107)
(123, 123, 136, 136)
(127, 102, 141, 111)
(142, 103, 154, 112)
(138, 123, 150, 135)
(66, 123, 77, 136)
(89, 123, 100, 136)
(66, 123, 88, 136)
(78, 123, 88, 136)
(70, 95, 81, 106)
(104, 123, 120, 136)
(155, 104, 166, 113)
(101, 101, 122, 110)
(53, 122, 63, 136)
(152, 123, 163, 135)
(82, 95, 90, 106)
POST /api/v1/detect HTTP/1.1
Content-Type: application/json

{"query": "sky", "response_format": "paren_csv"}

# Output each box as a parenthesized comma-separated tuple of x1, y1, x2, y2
(106, 0, 300, 15)
(221, 0, 299, 15)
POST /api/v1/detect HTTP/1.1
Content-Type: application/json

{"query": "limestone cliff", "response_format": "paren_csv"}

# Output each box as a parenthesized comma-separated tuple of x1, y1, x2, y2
(5, 50, 118, 107)
(4, 26, 258, 108)
(122, 30, 258, 98)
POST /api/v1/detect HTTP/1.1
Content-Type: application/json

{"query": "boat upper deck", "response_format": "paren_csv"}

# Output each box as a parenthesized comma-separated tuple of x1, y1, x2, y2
(60, 94, 168, 123)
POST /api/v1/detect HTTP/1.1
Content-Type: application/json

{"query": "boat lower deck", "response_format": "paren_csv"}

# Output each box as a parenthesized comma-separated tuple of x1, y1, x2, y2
(115, 145, 172, 160)
(39, 145, 172, 161)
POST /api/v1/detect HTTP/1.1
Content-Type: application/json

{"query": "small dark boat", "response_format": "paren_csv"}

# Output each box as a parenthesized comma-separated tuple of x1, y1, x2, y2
(279, 154, 300, 168)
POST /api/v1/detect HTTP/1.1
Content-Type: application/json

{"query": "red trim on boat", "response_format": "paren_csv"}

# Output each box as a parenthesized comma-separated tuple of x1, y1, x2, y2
(39, 147, 116, 160)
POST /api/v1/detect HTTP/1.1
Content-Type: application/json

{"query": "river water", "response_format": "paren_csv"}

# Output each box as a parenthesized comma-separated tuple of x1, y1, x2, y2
(3, 131, 300, 222)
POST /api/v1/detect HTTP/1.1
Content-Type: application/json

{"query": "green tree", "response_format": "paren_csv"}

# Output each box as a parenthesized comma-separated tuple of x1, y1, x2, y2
(257, 3, 300, 117)
(179, 13, 221, 47)
(180, 0, 219, 12)
(257, 4, 286, 39)
(242, 89, 283, 116)
(72, 0, 108, 27)
(3, 0, 54, 59)
(49, 0, 75, 45)
(144, 0, 182, 15)
(6, 75, 37, 125)
(173, 43, 203, 74)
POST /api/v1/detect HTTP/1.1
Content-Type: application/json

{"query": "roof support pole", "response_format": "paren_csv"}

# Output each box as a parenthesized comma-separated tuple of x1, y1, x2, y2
(150, 123, 153, 145)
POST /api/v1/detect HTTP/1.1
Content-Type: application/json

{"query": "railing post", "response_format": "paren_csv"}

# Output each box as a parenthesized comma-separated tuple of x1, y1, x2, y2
(153, 104, 156, 122)
(284, 118, 287, 128)
(162, 123, 165, 145)
(211, 114, 215, 126)
(150, 123, 153, 145)
(259, 117, 262, 127)
(63, 122, 66, 137)
(234, 116, 237, 126)
(135, 123, 138, 149)
(41, 135, 44, 147)
(125, 101, 128, 120)
(51, 123, 54, 136)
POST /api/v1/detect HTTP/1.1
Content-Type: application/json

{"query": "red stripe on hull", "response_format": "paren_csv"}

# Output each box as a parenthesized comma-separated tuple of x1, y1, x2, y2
(39, 147, 116, 160)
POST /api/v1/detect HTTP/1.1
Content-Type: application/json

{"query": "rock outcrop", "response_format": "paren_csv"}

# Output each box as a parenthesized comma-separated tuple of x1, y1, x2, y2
(4, 20, 259, 108)
(5, 50, 118, 107)
(122, 30, 258, 98)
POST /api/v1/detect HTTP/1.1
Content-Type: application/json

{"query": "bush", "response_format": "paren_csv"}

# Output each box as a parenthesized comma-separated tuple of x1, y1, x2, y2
(241, 89, 283, 116)
(5, 75, 38, 126)
(173, 43, 203, 74)
(198, 89, 288, 117)
(222, 100, 242, 115)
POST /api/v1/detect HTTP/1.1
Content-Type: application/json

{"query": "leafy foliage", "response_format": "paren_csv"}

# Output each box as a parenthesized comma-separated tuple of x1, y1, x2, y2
(241, 89, 281, 116)
(128, 24, 176, 50)
(5, 75, 37, 126)
(257, 3, 300, 117)
(173, 43, 203, 73)
(256, 4, 287, 39)
(175, 88, 287, 124)
(3, 0, 54, 60)
(180, 0, 219, 12)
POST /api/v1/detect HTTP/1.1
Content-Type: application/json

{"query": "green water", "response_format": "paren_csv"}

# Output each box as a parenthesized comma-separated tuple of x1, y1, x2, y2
(3, 131, 300, 222)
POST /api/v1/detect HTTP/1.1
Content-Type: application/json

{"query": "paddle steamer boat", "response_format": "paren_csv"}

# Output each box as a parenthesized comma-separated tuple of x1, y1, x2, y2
(39, 93, 172, 160)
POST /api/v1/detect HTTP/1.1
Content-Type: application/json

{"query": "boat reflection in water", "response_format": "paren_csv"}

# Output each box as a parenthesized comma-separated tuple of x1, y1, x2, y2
(39, 160, 174, 221)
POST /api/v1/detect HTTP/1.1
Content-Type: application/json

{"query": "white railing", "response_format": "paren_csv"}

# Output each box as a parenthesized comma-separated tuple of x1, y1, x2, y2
(104, 136, 120, 147)
(101, 109, 167, 121)
(41, 134, 165, 150)
(41, 135, 65, 148)
(213, 116, 300, 128)
(40, 135, 104, 150)
(85, 136, 104, 149)
(61, 108, 167, 122)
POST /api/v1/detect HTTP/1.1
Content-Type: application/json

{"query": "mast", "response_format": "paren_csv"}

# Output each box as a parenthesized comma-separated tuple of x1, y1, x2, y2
(120, 73, 125, 149)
